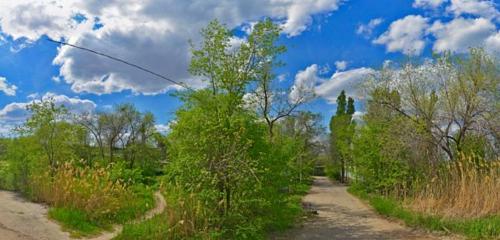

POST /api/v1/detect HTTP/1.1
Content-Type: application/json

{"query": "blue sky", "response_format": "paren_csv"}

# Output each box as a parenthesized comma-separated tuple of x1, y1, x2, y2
(0, 0, 499, 134)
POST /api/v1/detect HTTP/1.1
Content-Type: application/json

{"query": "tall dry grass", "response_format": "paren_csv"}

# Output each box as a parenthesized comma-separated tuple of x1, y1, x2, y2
(161, 184, 214, 239)
(411, 153, 500, 218)
(31, 161, 131, 221)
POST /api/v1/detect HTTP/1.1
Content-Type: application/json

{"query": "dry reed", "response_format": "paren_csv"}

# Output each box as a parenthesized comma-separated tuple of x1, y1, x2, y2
(411, 153, 500, 218)
(31, 161, 131, 220)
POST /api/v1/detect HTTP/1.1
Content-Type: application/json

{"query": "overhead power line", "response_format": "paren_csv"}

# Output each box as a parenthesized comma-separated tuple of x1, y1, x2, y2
(47, 38, 193, 91)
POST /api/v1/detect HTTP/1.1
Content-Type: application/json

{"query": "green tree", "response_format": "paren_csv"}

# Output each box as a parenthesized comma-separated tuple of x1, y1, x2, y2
(329, 90, 356, 183)
(23, 98, 75, 175)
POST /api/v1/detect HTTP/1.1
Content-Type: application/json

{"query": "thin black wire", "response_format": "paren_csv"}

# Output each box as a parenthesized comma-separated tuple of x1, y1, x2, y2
(47, 38, 193, 91)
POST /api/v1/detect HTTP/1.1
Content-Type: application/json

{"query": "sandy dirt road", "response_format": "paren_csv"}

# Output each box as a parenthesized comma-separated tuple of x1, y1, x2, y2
(0, 190, 70, 240)
(0, 191, 166, 240)
(274, 177, 457, 240)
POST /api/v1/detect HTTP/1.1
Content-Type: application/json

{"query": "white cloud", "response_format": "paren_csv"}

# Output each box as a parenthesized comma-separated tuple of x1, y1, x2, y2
(289, 64, 320, 103)
(429, 17, 497, 54)
(485, 31, 500, 56)
(0, 102, 29, 122)
(352, 111, 365, 122)
(373, 15, 429, 56)
(334, 60, 348, 71)
(0, 0, 344, 95)
(43, 92, 97, 114)
(155, 123, 171, 134)
(0, 1, 83, 41)
(413, 0, 447, 9)
(0, 76, 17, 96)
(27, 93, 39, 99)
(316, 67, 375, 103)
(289, 64, 375, 104)
(279, 0, 343, 37)
(0, 93, 97, 124)
(356, 18, 384, 37)
(446, 0, 500, 21)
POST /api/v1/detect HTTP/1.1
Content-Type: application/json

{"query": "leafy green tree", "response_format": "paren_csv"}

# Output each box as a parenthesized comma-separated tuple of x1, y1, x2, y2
(23, 98, 76, 174)
(329, 90, 356, 183)
(166, 19, 312, 238)
(352, 88, 413, 194)
(172, 19, 269, 219)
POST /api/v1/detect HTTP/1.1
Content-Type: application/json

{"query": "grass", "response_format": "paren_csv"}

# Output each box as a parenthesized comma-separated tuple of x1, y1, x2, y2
(348, 186, 500, 239)
(49, 208, 107, 237)
(46, 181, 155, 237)
(48, 187, 154, 237)
(114, 212, 170, 240)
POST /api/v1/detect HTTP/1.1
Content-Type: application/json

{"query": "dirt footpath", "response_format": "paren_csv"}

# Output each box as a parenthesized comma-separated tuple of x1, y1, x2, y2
(0, 191, 166, 240)
(0, 191, 70, 240)
(273, 177, 457, 240)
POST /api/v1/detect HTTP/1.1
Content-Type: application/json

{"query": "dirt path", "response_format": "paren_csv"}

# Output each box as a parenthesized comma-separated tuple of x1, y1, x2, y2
(0, 191, 166, 240)
(274, 177, 456, 240)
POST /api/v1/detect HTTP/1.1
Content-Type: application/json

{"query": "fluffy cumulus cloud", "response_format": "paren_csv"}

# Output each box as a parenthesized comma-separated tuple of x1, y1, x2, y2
(0, 102, 29, 122)
(446, 0, 500, 21)
(429, 17, 497, 53)
(315, 67, 375, 103)
(373, 15, 429, 56)
(0, 76, 17, 96)
(0, 93, 96, 125)
(356, 18, 384, 38)
(0, 1, 86, 41)
(413, 0, 447, 9)
(376, 0, 500, 57)
(0, 0, 344, 95)
(289, 64, 375, 104)
(289, 64, 321, 103)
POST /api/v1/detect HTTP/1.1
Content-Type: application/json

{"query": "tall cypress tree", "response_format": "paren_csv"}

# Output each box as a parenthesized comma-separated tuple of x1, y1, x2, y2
(330, 91, 355, 183)
(336, 90, 347, 115)
(347, 97, 355, 116)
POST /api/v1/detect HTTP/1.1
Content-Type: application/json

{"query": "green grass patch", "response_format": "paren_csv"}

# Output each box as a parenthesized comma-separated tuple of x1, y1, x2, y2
(49, 208, 107, 237)
(113, 184, 156, 224)
(114, 212, 169, 240)
(348, 186, 500, 239)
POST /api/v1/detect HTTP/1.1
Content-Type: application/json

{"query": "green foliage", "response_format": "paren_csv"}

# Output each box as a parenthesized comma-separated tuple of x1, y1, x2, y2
(2, 137, 45, 196)
(160, 19, 315, 239)
(347, 49, 499, 238)
(329, 90, 356, 183)
(0, 99, 160, 237)
(335, 90, 347, 115)
(166, 89, 275, 237)
(0, 18, 318, 240)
